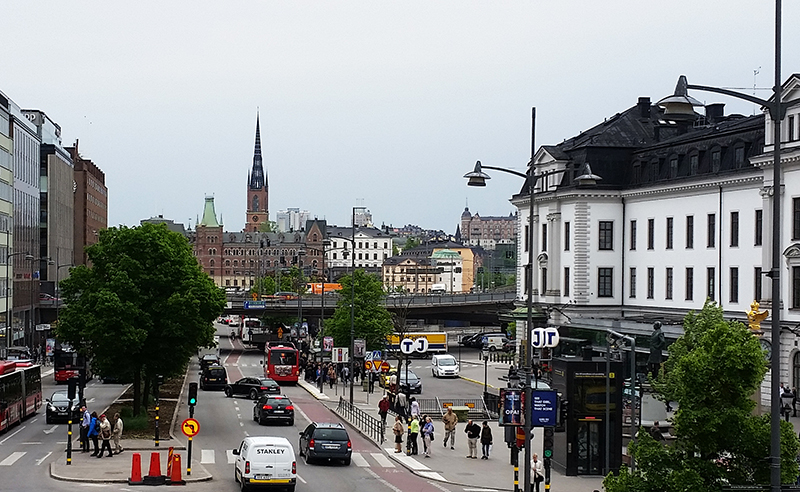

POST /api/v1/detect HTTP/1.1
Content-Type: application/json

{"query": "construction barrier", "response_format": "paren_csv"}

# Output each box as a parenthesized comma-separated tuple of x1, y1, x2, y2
(128, 453, 143, 485)
(166, 447, 174, 477)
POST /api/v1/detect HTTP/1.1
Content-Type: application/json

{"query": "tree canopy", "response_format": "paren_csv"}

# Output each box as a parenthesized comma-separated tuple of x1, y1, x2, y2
(604, 301, 799, 492)
(326, 269, 392, 351)
(55, 223, 226, 415)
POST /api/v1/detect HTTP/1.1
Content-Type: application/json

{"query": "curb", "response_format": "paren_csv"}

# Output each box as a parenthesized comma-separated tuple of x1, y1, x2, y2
(170, 363, 192, 442)
(459, 375, 499, 390)
(49, 461, 213, 484)
(297, 379, 331, 400)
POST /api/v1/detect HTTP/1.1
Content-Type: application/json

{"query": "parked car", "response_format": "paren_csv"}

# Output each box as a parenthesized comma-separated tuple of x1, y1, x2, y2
(298, 422, 351, 465)
(45, 391, 81, 424)
(253, 394, 295, 426)
(225, 377, 280, 399)
(459, 333, 482, 347)
(200, 365, 228, 390)
(482, 335, 510, 352)
(232, 436, 297, 491)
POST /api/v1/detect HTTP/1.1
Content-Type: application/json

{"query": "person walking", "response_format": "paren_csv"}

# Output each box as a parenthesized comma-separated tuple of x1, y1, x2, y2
(396, 392, 407, 420)
(88, 412, 100, 456)
(328, 365, 336, 389)
(422, 416, 434, 458)
(378, 395, 390, 426)
(532, 453, 545, 492)
(80, 406, 91, 452)
(342, 366, 350, 385)
(98, 414, 113, 458)
(442, 407, 458, 449)
(408, 416, 420, 455)
(410, 397, 420, 419)
(480, 421, 492, 459)
(783, 387, 794, 422)
(316, 364, 324, 391)
(112, 412, 124, 454)
(392, 416, 404, 453)
(464, 419, 480, 459)
(368, 371, 376, 393)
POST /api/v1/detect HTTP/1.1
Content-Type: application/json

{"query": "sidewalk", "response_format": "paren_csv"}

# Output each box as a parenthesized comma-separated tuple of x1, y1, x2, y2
(299, 376, 605, 491)
(50, 439, 211, 483)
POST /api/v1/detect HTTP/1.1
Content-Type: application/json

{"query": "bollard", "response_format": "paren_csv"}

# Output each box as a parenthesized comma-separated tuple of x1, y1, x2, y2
(128, 453, 144, 485)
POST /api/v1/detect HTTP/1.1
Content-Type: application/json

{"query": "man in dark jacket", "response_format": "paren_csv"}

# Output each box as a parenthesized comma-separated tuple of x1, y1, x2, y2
(464, 419, 481, 459)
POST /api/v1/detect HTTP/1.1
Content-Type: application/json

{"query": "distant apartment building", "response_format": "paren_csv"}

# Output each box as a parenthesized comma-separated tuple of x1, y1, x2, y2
(276, 208, 310, 232)
(325, 225, 392, 279)
(66, 140, 107, 267)
(459, 207, 517, 250)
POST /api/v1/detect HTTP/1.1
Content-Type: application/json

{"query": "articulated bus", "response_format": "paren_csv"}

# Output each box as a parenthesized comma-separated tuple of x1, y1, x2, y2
(0, 361, 42, 432)
(263, 344, 300, 384)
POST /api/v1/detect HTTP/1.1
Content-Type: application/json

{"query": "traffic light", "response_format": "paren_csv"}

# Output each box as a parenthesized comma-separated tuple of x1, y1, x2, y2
(543, 427, 554, 459)
(188, 382, 198, 406)
(67, 377, 78, 401)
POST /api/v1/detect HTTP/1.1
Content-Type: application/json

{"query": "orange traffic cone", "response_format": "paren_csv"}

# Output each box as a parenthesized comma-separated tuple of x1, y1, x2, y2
(128, 453, 143, 485)
(143, 451, 166, 485)
(168, 454, 185, 485)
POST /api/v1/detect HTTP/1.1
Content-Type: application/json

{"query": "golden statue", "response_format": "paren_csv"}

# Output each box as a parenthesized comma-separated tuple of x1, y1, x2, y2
(747, 300, 769, 332)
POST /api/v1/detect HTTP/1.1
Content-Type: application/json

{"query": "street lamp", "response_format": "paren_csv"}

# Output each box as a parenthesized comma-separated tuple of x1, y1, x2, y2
(4, 251, 30, 356)
(656, 7, 799, 482)
(465, 107, 598, 492)
(350, 206, 367, 405)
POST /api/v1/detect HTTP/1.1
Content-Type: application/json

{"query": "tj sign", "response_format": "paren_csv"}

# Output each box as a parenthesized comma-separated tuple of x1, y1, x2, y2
(531, 327, 560, 349)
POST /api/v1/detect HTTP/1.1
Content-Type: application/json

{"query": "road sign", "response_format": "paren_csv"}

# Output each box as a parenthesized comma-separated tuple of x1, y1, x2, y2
(243, 301, 266, 309)
(277, 327, 284, 339)
(380, 361, 390, 372)
(531, 327, 560, 349)
(400, 337, 429, 354)
(364, 361, 374, 371)
(182, 418, 200, 437)
(372, 350, 382, 360)
(35, 323, 51, 332)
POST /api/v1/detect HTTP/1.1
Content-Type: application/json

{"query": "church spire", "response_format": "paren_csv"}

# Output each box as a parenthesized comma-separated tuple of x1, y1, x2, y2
(249, 112, 265, 190)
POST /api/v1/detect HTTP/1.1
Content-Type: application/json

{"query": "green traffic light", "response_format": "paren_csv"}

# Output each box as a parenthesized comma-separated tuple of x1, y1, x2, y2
(189, 398, 196, 405)
(544, 450, 552, 458)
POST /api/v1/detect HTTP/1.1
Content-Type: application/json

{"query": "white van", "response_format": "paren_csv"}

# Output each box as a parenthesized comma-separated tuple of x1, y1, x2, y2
(482, 335, 509, 352)
(431, 354, 460, 378)
(233, 436, 296, 491)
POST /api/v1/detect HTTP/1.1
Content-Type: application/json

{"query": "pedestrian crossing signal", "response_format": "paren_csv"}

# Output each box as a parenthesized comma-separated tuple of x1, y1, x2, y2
(543, 427, 554, 458)
(188, 382, 198, 406)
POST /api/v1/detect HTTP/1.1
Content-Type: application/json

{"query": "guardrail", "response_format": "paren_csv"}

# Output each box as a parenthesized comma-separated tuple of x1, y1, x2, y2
(415, 397, 492, 419)
(335, 397, 385, 444)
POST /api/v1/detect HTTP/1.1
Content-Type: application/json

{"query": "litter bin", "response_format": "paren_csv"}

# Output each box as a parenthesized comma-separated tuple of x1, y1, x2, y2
(450, 406, 470, 422)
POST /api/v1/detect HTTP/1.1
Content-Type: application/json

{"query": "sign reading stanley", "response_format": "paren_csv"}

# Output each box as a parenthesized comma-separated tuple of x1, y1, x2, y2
(531, 390, 557, 427)
(499, 388, 524, 426)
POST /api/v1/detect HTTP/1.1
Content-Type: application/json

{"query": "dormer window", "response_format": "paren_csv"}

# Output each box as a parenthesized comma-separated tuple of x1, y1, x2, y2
(734, 145, 745, 168)
(649, 160, 659, 182)
(690, 153, 699, 175)
(669, 156, 678, 178)
(711, 148, 721, 173)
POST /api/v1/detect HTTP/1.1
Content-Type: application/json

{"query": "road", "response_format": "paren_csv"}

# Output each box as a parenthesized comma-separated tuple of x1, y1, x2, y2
(0, 323, 507, 491)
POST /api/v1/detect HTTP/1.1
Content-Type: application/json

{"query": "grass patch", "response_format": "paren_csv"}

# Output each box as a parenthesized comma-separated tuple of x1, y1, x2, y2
(119, 406, 150, 431)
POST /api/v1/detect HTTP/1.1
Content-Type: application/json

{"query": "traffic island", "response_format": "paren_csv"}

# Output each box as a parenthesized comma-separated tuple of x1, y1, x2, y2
(50, 449, 211, 484)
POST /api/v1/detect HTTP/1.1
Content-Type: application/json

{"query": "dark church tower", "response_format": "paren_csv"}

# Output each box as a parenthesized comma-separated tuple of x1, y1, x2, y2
(246, 113, 269, 232)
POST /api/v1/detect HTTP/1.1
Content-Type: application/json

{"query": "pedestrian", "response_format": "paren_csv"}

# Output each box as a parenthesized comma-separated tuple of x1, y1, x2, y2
(464, 419, 480, 459)
(342, 366, 350, 385)
(112, 412, 124, 454)
(368, 371, 376, 393)
(378, 395, 390, 426)
(328, 365, 336, 389)
(88, 412, 100, 456)
(408, 416, 420, 455)
(392, 416, 405, 453)
(442, 407, 458, 449)
(532, 453, 545, 492)
(649, 421, 665, 441)
(421, 415, 429, 454)
(98, 414, 113, 458)
(396, 392, 407, 420)
(422, 416, 434, 458)
(480, 421, 492, 459)
(783, 387, 794, 422)
(410, 397, 420, 418)
(80, 406, 91, 452)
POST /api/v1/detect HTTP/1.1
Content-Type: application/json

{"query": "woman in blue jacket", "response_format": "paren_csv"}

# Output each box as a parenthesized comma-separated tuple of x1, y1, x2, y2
(88, 412, 100, 456)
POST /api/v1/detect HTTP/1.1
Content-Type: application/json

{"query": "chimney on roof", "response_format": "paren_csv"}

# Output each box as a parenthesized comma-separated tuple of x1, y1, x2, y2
(638, 97, 651, 118)
(705, 103, 725, 122)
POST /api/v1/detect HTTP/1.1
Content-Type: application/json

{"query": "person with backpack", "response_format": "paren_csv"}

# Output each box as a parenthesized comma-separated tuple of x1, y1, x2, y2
(97, 414, 114, 458)
(88, 412, 100, 456)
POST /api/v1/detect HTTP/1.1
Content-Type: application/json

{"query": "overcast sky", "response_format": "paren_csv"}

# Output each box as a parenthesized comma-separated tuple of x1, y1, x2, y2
(2, 1, 798, 234)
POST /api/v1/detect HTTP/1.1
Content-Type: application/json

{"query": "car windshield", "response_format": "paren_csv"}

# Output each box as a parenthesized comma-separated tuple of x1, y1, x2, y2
(267, 397, 289, 405)
(313, 428, 348, 440)
(258, 378, 277, 386)
(438, 358, 456, 366)
(51, 393, 70, 403)
(401, 372, 419, 382)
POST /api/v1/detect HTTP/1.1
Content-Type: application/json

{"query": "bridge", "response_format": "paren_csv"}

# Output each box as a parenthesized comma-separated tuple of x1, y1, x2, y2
(223, 291, 518, 325)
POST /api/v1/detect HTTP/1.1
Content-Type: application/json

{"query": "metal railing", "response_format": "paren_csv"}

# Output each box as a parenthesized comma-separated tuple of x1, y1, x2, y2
(336, 397, 385, 444)
(415, 397, 491, 419)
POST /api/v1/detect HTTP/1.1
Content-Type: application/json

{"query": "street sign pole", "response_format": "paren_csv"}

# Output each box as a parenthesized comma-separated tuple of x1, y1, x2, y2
(187, 437, 192, 476)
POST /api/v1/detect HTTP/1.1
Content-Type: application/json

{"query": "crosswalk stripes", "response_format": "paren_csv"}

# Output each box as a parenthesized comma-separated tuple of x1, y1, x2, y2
(370, 452, 395, 468)
(201, 449, 215, 464)
(351, 452, 369, 467)
(196, 448, 396, 468)
(0, 452, 26, 466)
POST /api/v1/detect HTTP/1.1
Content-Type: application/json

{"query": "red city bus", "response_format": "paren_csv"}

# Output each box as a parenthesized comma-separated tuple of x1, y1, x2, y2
(0, 361, 42, 432)
(264, 344, 300, 384)
(54, 347, 93, 383)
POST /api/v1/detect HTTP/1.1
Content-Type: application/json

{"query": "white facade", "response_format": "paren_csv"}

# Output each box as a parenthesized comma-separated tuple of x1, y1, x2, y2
(276, 208, 310, 233)
(326, 227, 392, 270)
(513, 75, 800, 411)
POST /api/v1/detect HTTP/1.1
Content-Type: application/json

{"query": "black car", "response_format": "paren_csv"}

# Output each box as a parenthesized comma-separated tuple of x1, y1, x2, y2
(252, 394, 295, 425)
(298, 422, 351, 465)
(225, 377, 280, 399)
(398, 370, 423, 394)
(45, 391, 81, 424)
(200, 365, 228, 390)
(199, 354, 220, 372)
(459, 333, 482, 347)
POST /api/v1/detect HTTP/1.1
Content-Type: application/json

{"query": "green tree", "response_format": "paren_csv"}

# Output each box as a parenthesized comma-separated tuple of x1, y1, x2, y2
(55, 223, 226, 416)
(403, 237, 421, 251)
(327, 269, 392, 351)
(604, 301, 799, 492)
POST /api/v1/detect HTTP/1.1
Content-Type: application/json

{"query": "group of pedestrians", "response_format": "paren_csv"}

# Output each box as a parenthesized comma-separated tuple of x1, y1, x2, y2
(304, 360, 372, 391)
(79, 405, 123, 457)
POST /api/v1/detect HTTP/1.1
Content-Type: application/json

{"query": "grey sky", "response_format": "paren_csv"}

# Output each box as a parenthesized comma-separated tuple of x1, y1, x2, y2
(2, 1, 798, 233)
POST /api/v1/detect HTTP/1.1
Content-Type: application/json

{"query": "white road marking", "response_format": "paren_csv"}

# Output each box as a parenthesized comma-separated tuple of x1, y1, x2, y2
(370, 452, 394, 467)
(42, 368, 54, 377)
(297, 474, 307, 484)
(383, 447, 430, 470)
(351, 452, 369, 467)
(29, 418, 37, 423)
(226, 450, 236, 464)
(0, 452, 26, 466)
(36, 452, 52, 466)
(365, 468, 403, 492)
(0, 426, 26, 445)
(419, 471, 449, 483)
(21, 442, 42, 445)
(239, 422, 244, 427)
(426, 479, 452, 491)
(43, 425, 59, 435)
(201, 449, 214, 464)
(463, 489, 498, 492)
(87, 398, 96, 403)
(244, 431, 249, 436)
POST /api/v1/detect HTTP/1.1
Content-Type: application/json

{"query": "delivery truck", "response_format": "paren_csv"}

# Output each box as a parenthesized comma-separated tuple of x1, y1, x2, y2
(386, 332, 448, 355)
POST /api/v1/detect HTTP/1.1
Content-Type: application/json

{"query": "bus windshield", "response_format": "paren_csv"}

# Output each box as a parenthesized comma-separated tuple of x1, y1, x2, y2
(269, 350, 297, 366)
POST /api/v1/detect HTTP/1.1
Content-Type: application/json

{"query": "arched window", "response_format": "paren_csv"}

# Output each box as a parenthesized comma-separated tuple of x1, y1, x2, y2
(225, 260, 231, 267)
(210, 259, 215, 267)
(208, 248, 213, 255)
(252, 195, 259, 212)
(793, 351, 800, 390)
(265, 260, 271, 267)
